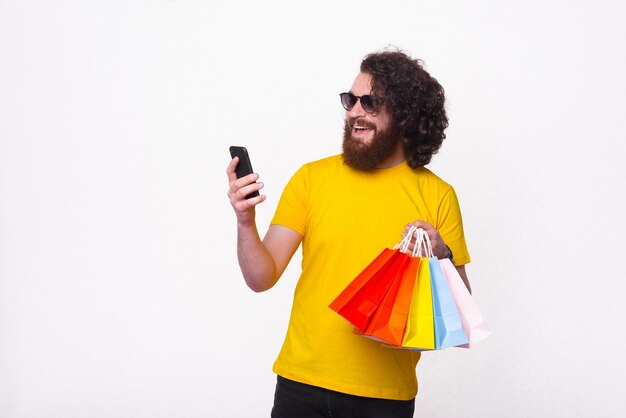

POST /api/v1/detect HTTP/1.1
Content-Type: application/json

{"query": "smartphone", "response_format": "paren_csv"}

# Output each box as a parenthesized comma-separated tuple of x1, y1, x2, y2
(229, 146, 260, 199)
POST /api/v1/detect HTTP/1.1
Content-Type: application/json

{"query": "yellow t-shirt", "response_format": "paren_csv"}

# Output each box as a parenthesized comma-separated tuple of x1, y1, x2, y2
(270, 155, 470, 400)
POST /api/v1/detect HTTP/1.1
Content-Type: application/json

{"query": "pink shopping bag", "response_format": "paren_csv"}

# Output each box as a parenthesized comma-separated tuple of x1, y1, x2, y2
(440, 259, 492, 347)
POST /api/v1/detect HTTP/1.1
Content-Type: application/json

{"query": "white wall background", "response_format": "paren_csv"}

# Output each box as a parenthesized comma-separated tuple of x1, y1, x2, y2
(2, 1, 625, 417)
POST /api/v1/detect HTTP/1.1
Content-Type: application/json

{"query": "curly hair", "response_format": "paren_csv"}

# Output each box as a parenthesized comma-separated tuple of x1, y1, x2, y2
(360, 49, 449, 168)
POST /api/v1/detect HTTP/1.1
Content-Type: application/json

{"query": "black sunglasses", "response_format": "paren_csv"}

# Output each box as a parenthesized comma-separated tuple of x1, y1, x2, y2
(339, 92, 384, 114)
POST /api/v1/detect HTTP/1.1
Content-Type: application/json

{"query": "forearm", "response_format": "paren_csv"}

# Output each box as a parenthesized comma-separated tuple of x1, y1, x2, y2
(237, 221, 278, 292)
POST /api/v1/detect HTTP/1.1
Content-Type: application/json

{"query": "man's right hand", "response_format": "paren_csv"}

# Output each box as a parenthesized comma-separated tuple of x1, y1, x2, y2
(226, 156, 266, 225)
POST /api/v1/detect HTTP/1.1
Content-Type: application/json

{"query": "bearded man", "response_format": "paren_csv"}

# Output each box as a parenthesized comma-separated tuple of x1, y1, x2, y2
(227, 49, 471, 418)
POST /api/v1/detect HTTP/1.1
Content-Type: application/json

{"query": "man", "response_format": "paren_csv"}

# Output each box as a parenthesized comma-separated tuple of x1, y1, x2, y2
(227, 49, 471, 417)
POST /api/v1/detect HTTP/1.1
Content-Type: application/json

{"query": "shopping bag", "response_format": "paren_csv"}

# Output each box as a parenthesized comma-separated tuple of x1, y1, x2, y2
(401, 230, 435, 350)
(329, 247, 398, 313)
(363, 256, 420, 346)
(440, 258, 492, 347)
(429, 257, 468, 349)
(330, 227, 419, 335)
(335, 251, 410, 331)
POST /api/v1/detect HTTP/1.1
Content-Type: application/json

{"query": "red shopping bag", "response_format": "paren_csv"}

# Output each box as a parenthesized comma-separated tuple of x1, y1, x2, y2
(364, 256, 421, 346)
(329, 248, 398, 313)
(334, 251, 410, 331)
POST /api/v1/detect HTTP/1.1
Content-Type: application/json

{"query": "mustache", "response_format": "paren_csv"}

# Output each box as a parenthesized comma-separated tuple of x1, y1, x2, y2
(347, 118, 376, 130)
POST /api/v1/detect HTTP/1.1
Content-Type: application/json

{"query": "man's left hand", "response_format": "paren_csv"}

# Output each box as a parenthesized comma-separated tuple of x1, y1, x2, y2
(403, 220, 450, 259)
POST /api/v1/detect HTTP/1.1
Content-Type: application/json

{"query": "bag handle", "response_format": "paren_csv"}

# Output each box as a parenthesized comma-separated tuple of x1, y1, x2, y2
(394, 225, 418, 253)
(411, 228, 424, 257)
(393, 226, 435, 258)
(422, 228, 434, 258)
(406, 227, 434, 258)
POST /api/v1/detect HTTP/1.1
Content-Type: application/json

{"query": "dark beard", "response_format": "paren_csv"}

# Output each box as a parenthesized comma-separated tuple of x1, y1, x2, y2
(342, 118, 403, 171)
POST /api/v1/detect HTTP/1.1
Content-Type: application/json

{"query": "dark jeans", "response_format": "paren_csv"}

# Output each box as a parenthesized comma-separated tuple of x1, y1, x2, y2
(271, 376, 415, 418)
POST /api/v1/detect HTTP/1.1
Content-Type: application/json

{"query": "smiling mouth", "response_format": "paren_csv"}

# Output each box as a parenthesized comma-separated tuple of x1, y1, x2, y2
(350, 119, 375, 137)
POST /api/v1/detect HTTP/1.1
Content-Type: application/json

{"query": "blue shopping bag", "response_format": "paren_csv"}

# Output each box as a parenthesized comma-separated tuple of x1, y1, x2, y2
(429, 257, 468, 349)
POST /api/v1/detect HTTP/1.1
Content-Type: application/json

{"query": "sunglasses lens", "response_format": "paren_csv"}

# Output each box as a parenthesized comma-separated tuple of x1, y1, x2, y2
(340, 93, 357, 110)
(360, 95, 375, 113)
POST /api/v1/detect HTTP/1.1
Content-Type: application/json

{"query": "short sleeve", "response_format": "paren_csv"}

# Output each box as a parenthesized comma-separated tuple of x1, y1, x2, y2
(270, 165, 308, 236)
(436, 187, 471, 266)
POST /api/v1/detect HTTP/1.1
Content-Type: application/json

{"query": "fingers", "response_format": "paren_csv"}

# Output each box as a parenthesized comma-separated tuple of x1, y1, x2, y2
(226, 157, 239, 181)
(401, 221, 432, 242)
(405, 220, 434, 233)
(402, 220, 448, 258)
(231, 192, 266, 212)
(228, 172, 262, 194)
(234, 177, 264, 200)
(227, 162, 266, 215)
(226, 157, 263, 194)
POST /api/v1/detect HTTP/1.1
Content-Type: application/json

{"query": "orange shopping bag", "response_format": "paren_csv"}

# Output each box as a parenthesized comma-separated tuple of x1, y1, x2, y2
(364, 256, 421, 346)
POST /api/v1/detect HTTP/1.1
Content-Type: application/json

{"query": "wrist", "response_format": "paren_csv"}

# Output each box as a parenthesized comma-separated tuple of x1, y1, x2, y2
(236, 209, 256, 227)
